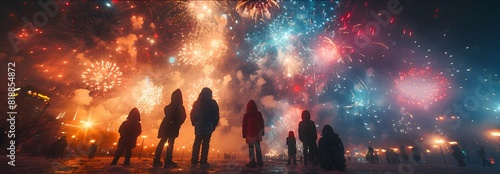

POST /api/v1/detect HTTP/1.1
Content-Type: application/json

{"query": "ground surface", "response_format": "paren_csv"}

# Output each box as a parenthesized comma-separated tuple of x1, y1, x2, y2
(1, 154, 499, 173)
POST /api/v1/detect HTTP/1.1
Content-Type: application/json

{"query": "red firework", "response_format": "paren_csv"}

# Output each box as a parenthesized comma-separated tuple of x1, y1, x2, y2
(395, 68, 449, 109)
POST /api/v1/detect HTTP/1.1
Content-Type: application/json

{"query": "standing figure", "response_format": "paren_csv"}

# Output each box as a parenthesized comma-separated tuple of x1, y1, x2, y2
(412, 147, 421, 164)
(478, 147, 492, 167)
(111, 108, 142, 166)
(190, 88, 219, 166)
(367, 146, 375, 163)
(242, 100, 265, 167)
(286, 131, 297, 165)
(298, 110, 317, 166)
(153, 89, 186, 168)
(400, 145, 409, 163)
(88, 142, 97, 159)
(46, 136, 68, 159)
(451, 145, 466, 167)
(318, 125, 346, 171)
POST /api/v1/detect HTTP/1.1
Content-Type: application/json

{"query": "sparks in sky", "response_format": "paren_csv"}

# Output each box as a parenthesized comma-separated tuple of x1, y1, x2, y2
(81, 61, 123, 93)
(236, 0, 280, 21)
(136, 78, 163, 114)
(395, 68, 449, 109)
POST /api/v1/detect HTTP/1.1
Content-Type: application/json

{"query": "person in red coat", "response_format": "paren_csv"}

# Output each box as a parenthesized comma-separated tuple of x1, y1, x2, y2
(242, 100, 265, 167)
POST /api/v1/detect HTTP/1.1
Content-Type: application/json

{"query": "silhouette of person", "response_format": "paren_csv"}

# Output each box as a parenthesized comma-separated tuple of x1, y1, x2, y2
(298, 110, 317, 166)
(400, 145, 409, 163)
(286, 131, 297, 165)
(367, 146, 375, 163)
(111, 108, 142, 166)
(242, 100, 265, 168)
(88, 142, 97, 159)
(153, 89, 186, 168)
(478, 147, 492, 167)
(451, 145, 466, 167)
(46, 136, 68, 159)
(318, 125, 346, 171)
(385, 148, 392, 164)
(190, 88, 219, 166)
(412, 147, 421, 164)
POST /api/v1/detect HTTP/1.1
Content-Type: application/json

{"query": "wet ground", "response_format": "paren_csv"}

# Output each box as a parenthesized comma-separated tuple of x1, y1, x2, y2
(1, 154, 499, 173)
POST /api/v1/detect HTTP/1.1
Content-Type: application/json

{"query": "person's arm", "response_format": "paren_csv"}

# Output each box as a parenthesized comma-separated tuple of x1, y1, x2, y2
(136, 123, 142, 137)
(190, 102, 198, 126)
(213, 101, 220, 130)
(298, 122, 303, 142)
(260, 113, 264, 136)
(312, 122, 318, 141)
(179, 105, 187, 125)
(242, 114, 247, 138)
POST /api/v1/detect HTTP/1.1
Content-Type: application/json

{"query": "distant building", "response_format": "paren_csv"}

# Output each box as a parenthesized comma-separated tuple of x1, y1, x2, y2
(15, 85, 51, 115)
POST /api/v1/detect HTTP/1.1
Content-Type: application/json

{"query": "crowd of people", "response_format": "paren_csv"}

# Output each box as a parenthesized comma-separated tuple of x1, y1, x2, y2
(107, 87, 347, 171)
(42, 87, 495, 171)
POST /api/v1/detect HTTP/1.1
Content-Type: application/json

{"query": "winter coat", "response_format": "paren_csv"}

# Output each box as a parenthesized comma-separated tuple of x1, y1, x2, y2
(318, 125, 346, 170)
(190, 88, 219, 135)
(298, 110, 317, 143)
(242, 100, 265, 143)
(118, 108, 142, 149)
(158, 89, 186, 138)
(286, 137, 297, 155)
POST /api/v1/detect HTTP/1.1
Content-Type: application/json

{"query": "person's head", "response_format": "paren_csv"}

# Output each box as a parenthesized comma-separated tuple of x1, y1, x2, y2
(198, 87, 213, 100)
(171, 89, 183, 105)
(322, 124, 334, 137)
(301, 110, 311, 121)
(246, 100, 258, 112)
(127, 107, 141, 122)
(288, 131, 295, 138)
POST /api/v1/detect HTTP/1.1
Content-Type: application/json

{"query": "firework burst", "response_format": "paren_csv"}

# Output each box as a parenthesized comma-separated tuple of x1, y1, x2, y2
(136, 78, 163, 114)
(236, 0, 280, 21)
(395, 68, 449, 109)
(82, 61, 123, 93)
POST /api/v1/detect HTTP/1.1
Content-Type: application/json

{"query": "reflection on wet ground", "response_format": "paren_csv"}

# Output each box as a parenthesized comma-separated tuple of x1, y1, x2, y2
(2, 155, 500, 173)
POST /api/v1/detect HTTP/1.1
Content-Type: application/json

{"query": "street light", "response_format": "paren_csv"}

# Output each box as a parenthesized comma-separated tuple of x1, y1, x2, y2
(435, 139, 447, 165)
(139, 135, 147, 159)
(181, 146, 186, 162)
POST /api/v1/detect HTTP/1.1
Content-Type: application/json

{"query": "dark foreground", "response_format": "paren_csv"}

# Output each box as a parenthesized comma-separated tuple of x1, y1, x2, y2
(1, 154, 499, 173)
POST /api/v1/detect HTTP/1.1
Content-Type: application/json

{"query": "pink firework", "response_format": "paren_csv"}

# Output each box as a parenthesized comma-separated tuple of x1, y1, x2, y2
(314, 37, 341, 65)
(395, 68, 449, 109)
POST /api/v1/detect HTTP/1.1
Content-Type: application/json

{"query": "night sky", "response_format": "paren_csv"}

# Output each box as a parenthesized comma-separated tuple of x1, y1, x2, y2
(1, 0, 499, 155)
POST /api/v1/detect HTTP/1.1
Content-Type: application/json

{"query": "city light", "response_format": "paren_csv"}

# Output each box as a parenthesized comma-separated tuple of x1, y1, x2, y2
(435, 139, 444, 144)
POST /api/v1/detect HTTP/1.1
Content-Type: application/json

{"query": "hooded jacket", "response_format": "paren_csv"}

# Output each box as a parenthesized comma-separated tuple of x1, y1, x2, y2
(118, 108, 142, 149)
(190, 88, 219, 135)
(298, 110, 317, 143)
(318, 125, 346, 170)
(286, 131, 297, 155)
(242, 100, 265, 143)
(158, 89, 186, 138)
